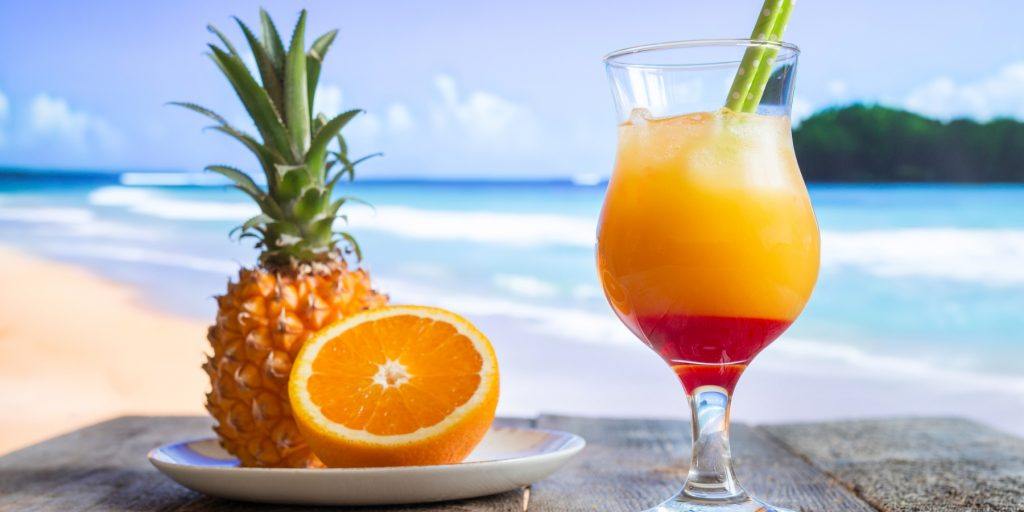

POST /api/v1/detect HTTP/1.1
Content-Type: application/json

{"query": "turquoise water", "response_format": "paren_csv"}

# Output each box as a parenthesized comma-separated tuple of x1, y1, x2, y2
(1, 174, 1022, 392)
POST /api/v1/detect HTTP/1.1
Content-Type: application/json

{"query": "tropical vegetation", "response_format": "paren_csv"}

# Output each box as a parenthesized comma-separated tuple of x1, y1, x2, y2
(794, 104, 1024, 182)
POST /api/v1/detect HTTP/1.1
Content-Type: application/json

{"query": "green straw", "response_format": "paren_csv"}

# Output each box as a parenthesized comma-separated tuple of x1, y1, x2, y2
(725, 0, 795, 113)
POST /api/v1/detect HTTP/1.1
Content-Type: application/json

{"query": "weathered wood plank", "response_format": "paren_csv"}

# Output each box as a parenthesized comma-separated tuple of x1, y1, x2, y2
(737, 425, 878, 511)
(531, 415, 875, 512)
(0, 415, 206, 512)
(7, 415, 1021, 511)
(763, 417, 1024, 512)
(0, 416, 530, 512)
(531, 416, 688, 511)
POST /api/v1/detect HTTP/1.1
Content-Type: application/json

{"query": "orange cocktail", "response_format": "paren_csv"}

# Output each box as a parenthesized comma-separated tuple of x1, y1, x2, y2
(597, 108, 819, 392)
(602, 30, 812, 511)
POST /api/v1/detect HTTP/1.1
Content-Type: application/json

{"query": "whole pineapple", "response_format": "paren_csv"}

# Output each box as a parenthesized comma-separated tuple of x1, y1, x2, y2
(175, 9, 387, 467)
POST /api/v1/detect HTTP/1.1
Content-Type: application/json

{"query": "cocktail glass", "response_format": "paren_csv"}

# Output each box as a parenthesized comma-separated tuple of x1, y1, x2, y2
(597, 40, 819, 511)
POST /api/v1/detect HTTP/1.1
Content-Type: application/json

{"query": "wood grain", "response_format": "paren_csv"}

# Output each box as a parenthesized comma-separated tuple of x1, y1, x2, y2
(3, 415, 1021, 511)
(530, 415, 874, 512)
(764, 417, 1024, 512)
(0, 416, 529, 512)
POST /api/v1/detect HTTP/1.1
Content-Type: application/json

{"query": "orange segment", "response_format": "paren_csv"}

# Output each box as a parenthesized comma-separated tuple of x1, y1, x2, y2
(288, 305, 499, 467)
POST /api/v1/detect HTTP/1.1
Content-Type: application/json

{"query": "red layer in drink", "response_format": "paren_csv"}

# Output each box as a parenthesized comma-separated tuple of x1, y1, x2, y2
(672, 362, 747, 394)
(630, 314, 792, 393)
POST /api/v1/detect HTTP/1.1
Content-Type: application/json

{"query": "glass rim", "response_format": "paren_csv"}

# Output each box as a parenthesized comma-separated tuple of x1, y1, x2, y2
(604, 38, 800, 70)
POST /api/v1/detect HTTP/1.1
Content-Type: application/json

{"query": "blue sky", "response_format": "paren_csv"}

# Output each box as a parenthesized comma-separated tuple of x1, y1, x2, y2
(1, 0, 1023, 178)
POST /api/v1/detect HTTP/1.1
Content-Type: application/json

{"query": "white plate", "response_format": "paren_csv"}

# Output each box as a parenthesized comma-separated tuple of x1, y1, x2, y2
(149, 426, 584, 505)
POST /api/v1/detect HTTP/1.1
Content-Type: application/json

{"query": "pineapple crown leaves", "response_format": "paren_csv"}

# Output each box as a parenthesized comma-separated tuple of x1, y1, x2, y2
(170, 8, 382, 267)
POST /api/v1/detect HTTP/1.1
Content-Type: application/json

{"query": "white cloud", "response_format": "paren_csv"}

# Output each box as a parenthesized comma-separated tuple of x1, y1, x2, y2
(0, 90, 8, 122)
(0, 89, 8, 146)
(312, 84, 383, 144)
(313, 85, 344, 117)
(430, 73, 539, 149)
(826, 80, 848, 98)
(318, 77, 537, 146)
(311, 77, 540, 172)
(904, 61, 1024, 121)
(347, 111, 382, 140)
(386, 103, 414, 133)
(435, 74, 458, 107)
(791, 97, 814, 125)
(28, 93, 122, 152)
(314, 85, 399, 143)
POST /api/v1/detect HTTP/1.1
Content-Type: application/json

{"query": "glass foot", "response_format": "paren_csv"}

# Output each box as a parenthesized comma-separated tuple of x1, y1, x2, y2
(646, 493, 793, 512)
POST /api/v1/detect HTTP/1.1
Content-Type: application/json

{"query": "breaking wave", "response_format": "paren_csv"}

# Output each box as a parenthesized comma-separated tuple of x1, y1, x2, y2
(84, 187, 1024, 285)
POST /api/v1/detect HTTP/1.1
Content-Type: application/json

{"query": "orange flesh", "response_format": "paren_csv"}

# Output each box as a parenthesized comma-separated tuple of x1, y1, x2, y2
(307, 314, 483, 436)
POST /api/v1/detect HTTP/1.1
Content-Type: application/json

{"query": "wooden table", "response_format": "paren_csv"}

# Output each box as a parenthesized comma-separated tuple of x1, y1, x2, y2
(2, 415, 1022, 511)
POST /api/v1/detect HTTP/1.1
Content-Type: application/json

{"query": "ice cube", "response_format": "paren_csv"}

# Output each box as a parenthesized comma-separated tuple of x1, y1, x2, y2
(629, 107, 653, 126)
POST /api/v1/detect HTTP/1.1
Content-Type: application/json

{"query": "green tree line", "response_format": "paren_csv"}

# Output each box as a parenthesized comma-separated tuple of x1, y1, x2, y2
(793, 104, 1024, 182)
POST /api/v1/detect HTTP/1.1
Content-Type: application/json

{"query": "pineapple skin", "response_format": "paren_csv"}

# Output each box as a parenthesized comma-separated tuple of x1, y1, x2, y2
(204, 257, 387, 467)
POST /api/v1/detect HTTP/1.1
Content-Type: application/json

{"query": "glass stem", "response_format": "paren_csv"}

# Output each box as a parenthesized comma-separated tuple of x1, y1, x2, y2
(681, 386, 747, 503)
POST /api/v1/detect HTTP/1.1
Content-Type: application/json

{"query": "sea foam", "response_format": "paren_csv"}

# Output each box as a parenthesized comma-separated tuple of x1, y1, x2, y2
(0, 206, 95, 224)
(89, 186, 597, 246)
(44, 242, 238, 274)
(347, 205, 596, 248)
(88, 187, 257, 221)
(0, 205, 156, 240)
(823, 229, 1024, 286)
(84, 186, 1024, 286)
(492, 274, 560, 298)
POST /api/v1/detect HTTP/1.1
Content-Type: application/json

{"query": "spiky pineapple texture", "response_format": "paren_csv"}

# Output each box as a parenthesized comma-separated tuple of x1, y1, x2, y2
(206, 260, 386, 467)
(174, 8, 380, 267)
(180, 9, 388, 467)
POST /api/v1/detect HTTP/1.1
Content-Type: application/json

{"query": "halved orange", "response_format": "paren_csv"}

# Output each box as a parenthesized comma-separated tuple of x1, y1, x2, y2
(288, 305, 499, 467)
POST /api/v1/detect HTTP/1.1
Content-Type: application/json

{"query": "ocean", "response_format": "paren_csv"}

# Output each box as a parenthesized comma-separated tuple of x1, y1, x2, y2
(2, 172, 1022, 432)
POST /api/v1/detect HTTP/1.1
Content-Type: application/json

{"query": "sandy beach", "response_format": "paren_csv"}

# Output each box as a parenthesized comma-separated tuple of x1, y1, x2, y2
(0, 246, 208, 455)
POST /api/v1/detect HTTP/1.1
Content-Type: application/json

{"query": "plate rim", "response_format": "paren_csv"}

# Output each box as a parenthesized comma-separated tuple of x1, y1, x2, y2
(148, 425, 586, 474)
